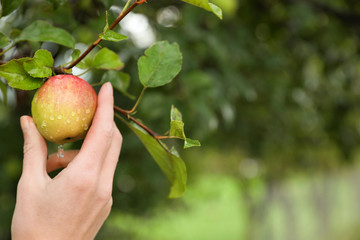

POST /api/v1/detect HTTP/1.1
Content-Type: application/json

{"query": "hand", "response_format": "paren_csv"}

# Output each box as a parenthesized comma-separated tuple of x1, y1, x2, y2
(11, 82, 123, 240)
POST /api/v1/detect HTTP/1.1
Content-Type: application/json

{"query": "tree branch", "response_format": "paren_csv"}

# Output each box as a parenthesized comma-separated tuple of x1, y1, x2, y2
(63, 0, 144, 70)
(114, 105, 159, 138)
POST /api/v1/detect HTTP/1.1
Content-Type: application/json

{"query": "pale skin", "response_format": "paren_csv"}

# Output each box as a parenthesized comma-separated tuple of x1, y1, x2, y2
(11, 82, 123, 240)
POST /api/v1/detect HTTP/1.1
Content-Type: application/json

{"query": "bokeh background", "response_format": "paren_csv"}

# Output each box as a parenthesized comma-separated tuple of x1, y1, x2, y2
(2, 0, 360, 239)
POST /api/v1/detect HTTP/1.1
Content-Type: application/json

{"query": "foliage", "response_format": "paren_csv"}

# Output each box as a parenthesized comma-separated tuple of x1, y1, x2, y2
(0, 1, 215, 238)
(16, 20, 76, 48)
(2, 0, 360, 239)
(138, 41, 182, 88)
(0, 0, 208, 201)
(0, 57, 44, 90)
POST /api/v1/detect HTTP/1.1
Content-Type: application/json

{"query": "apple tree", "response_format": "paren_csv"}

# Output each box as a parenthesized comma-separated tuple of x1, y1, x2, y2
(0, 0, 223, 198)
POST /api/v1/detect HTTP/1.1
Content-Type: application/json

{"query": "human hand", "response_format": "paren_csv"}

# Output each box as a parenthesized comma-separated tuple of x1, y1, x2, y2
(11, 82, 122, 240)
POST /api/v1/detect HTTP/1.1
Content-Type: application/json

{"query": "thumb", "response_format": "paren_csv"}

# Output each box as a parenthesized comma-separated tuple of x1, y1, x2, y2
(20, 116, 48, 178)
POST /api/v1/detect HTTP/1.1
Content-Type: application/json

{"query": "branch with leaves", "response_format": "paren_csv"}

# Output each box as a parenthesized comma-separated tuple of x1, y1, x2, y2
(0, 0, 221, 198)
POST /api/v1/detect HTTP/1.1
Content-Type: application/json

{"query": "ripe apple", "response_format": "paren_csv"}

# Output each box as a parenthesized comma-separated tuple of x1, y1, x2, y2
(31, 74, 97, 145)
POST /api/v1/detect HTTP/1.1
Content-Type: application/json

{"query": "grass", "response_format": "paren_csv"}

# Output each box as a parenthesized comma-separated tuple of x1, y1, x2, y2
(98, 148, 360, 240)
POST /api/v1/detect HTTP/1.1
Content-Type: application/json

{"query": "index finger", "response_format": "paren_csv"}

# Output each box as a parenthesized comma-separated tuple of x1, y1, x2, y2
(47, 150, 80, 173)
(72, 82, 114, 171)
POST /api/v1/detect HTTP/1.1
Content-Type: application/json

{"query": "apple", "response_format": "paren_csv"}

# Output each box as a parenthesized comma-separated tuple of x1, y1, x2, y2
(31, 74, 97, 145)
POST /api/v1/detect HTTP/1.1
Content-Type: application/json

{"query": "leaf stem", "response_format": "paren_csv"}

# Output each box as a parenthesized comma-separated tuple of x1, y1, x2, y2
(127, 87, 146, 114)
(114, 105, 158, 137)
(114, 102, 176, 154)
(114, 112, 173, 155)
(75, 68, 92, 77)
(0, 43, 15, 57)
(155, 136, 183, 140)
(65, 0, 143, 70)
(91, 82, 102, 87)
(122, 0, 133, 14)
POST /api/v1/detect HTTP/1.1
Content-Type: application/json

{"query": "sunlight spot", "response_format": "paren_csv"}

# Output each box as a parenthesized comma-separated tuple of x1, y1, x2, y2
(156, 6, 181, 27)
(119, 12, 156, 48)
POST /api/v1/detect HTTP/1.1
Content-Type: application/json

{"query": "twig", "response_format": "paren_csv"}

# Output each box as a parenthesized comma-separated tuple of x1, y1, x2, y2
(114, 111, 175, 155)
(64, 0, 143, 70)
(114, 105, 158, 137)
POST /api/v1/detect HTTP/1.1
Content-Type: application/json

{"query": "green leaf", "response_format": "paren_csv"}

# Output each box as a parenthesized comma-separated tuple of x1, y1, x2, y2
(99, 30, 128, 42)
(71, 49, 81, 61)
(181, 0, 223, 19)
(171, 105, 183, 121)
(170, 120, 185, 139)
(101, 71, 134, 99)
(0, 32, 11, 48)
(9, 29, 21, 39)
(16, 20, 75, 49)
(0, 58, 44, 90)
(1, 0, 24, 17)
(168, 150, 187, 198)
(118, 116, 187, 198)
(99, 11, 128, 42)
(138, 41, 182, 88)
(23, 49, 54, 78)
(0, 81, 7, 104)
(71, 49, 87, 69)
(208, 3, 222, 19)
(169, 105, 201, 149)
(92, 47, 124, 70)
(184, 138, 201, 148)
(170, 105, 186, 138)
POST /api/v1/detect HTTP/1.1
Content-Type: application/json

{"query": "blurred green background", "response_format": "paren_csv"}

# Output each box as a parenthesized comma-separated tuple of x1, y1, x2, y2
(2, 0, 360, 239)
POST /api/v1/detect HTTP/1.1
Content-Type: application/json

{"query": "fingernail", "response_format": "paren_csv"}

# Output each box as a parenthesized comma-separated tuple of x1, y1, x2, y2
(20, 116, 29, 130)
(103, 82, 113, 96)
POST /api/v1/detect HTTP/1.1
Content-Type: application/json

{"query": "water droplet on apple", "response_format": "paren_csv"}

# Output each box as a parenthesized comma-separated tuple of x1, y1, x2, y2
(50, 115, 55, 120)
(76, 117, 79, 122)
(43, 113, 47, 118)
(67, 119, 71, 124)
(71, 111, 76, 117)
(41, 121, 47, 128)
(82, 117, 86, 121)
(57, 145, 64, 158)
(57, 115, 62, 120)
(86, 109, 90, 114)
(84, 123, 88, 130)
(77, 109, 81, 114)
